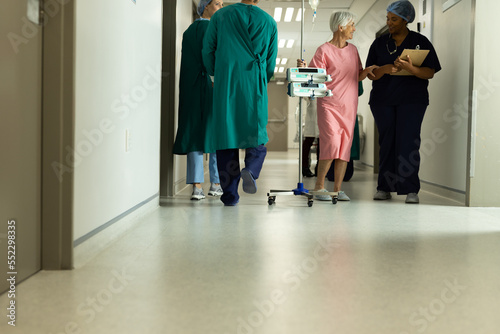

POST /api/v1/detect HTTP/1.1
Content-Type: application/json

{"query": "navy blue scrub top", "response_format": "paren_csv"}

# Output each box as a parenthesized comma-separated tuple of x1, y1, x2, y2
(366, 30, 441, 106)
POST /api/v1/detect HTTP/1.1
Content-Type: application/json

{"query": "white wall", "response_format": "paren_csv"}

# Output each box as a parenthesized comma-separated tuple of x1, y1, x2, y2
(354, 0, 470, 199)
(419, 0, 471, 194)
(73, 0, 163, 240)
(469, 1, 500, 206)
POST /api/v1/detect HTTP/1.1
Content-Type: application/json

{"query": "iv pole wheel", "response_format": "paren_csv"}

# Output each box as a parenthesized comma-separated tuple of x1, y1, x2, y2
(307, 199, 313, 207)
(332, 196, 338, 204)
(268, 196, 276, 205)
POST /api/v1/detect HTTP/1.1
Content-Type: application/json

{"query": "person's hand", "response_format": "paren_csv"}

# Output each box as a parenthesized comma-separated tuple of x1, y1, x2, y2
(297, 59, 307, 68)
(365, 65, 379, 78)
(394, 55, 413, 72)
(381, 64, 400, 74)
(390, 65, 401, 73)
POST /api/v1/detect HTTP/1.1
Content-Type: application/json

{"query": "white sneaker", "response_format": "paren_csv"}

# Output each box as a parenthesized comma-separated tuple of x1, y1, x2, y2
(191, 187, 205, 200)
(208, 183, 223, 196)
(405, 193, 419, 204)
(314, 189, 332, 201)
(337, 191, 350, 201)
(373, 190, 392, 200)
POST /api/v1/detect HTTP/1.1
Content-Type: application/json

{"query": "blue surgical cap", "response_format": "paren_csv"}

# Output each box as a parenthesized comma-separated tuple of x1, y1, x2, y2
(197, 0, 212, 17)
(387, 1, 416, 23)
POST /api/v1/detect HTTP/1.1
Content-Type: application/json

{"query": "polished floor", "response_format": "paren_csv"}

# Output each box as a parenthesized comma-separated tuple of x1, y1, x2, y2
(2, 150, 500, 334)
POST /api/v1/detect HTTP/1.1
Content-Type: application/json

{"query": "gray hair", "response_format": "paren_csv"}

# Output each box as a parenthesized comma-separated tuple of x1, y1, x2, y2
(329, 11, 356, 34)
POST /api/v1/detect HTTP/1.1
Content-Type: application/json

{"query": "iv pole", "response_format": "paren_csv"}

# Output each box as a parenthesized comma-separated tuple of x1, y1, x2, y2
(267, 0, 314, 206)
(267, 0, 337, 207)
(289, 0, 309, 198)
(298, 0, 305, 185)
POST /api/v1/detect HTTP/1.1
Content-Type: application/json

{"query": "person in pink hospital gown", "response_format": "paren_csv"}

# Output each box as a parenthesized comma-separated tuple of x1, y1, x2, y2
(298, 11, 377, 201)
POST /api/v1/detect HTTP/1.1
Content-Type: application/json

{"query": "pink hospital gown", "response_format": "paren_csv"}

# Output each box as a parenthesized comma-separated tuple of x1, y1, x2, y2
(309, 42, 361, 161)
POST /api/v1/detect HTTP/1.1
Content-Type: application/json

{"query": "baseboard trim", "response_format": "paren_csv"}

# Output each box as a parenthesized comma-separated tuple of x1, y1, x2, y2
(420, 180, 466, 205)
(73, 193, 159, 268)
(359, 162, 465, 204)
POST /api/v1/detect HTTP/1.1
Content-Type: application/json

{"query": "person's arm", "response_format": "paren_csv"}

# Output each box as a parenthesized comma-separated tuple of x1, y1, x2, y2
(201, 15, 218, 79)
(367, 64, 400, 80)
(395, 55, 436, 80)
(359, 65, 379, 81)
(297, 47, 325, 69)
(365, 39, 399, 81)
(266, 22, 279, 83)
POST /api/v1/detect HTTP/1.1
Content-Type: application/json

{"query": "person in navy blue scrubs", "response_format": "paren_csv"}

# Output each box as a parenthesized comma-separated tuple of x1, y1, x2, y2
(366, 0, 441, 204)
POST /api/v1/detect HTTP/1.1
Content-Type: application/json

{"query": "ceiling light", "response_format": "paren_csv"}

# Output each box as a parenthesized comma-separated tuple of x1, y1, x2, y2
(274, 8, 282, 22)
(281, 58, 288, 65)
(274, 67, 278, 73)
(278, 67, 285, 73)
(276, 58, 281, 65)
(284, 8, 294, 22)
(296, 8, 304, 22)
(278, 39, 286, 48)
(276, 81, 285, 85)
(286, 40, 294, 48)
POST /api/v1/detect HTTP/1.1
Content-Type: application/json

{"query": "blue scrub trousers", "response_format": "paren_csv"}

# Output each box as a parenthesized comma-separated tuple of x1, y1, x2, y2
(186, 151, 220, 184)
(371, 104, 427, 195)
(216, 145, 267, 205)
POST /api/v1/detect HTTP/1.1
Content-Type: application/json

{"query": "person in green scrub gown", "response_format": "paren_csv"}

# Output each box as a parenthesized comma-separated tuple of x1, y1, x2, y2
(202, 0, 278, 206)
(172, 0, 224, 200)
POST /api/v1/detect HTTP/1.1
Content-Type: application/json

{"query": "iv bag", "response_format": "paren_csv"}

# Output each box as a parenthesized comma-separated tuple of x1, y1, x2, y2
(309, 0, 319, 10)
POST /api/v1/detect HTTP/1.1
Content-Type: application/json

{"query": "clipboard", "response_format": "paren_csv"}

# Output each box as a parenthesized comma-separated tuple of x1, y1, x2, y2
(391, 49, 430, 76)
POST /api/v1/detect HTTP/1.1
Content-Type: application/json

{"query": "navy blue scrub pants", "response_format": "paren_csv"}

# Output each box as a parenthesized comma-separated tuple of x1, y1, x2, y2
(216, 145, 267, 205)
(371, 104, 427, 195)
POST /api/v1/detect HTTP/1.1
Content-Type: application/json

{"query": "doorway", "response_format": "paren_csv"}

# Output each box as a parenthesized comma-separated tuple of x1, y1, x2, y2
(1, 0, 43, 293)
(1, 0, 75, 294)
(267, 82, 289, 151)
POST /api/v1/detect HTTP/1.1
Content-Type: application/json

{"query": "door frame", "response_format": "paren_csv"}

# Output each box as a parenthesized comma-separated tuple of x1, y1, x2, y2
(159, 0, 177, 199)
(41, 0, 75, 269)
(464, 0, 476, 206)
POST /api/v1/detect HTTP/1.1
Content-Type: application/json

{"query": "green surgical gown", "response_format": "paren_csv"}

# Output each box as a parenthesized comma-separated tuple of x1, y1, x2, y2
(173, 19, 213, 154)
(202, 3, 278, 151)
(350, 81, 364, 160)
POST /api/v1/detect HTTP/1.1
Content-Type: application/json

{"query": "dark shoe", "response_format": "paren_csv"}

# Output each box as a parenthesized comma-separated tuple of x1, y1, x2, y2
(241, 169, 257, 194)
(302, 169, 315, 177)
(373, 190, 391, 200)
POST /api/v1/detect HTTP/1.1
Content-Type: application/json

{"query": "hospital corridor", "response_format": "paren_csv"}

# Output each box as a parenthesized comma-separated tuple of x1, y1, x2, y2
(2, 0, 500, 333)
(1, 151, 500, 334)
